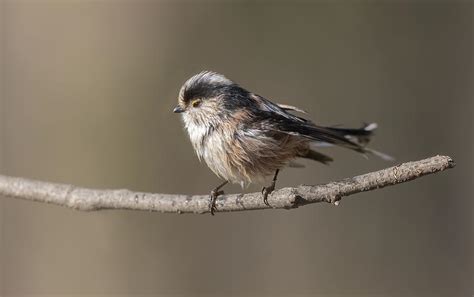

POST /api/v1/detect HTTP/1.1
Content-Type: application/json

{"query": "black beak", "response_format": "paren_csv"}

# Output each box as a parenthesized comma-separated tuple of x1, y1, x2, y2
(173, 106, 184, 113)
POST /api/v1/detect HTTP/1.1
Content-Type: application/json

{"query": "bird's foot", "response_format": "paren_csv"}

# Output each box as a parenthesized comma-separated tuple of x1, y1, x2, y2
(209, 189, 224, 215)
(261, 182, 276, 206)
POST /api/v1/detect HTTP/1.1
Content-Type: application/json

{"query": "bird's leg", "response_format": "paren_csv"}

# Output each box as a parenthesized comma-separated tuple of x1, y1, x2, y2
(209, 180, 228, 215)
(262, 169, 279, 206)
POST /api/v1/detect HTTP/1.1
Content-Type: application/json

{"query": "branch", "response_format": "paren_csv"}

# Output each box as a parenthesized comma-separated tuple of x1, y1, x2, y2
(0, 155, 455, 214)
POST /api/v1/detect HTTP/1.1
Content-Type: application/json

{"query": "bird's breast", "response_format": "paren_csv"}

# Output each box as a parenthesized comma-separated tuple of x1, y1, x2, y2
(184, 119, 240, 179)
(185, 121, 212, 159)
(184, 117, 298, 186)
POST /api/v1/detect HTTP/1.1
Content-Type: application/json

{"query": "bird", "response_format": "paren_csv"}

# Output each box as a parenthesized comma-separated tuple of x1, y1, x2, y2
(173, 71, 391, 214)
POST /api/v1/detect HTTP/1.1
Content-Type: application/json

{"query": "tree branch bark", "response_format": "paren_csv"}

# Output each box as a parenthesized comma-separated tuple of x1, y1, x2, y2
(0, 155, 455, 214)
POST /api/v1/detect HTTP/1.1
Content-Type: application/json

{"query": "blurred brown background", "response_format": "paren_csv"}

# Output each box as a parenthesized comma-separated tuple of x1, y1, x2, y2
(0, 1, 472, 296)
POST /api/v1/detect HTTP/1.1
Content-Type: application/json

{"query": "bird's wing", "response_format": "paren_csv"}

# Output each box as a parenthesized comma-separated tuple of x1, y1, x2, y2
(250, 94, 308, 123)
(247, 109, 367, 154)
(246, 94, 392, 160)
(276, 103, 308, 114)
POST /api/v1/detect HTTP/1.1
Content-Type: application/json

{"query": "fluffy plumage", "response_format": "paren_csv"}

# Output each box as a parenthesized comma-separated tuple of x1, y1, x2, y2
(174, 71, 390, 187)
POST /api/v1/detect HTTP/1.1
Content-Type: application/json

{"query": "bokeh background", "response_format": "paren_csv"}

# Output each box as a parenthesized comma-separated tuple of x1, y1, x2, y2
(0, 1, 472, 296)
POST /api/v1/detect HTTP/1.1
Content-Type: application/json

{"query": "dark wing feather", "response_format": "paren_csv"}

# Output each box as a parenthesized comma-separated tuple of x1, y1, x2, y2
(250, 94, 308, 123)
(247, 94, 369, 154)
(276, 103, 308, 114)
(266, 114, 367, 153)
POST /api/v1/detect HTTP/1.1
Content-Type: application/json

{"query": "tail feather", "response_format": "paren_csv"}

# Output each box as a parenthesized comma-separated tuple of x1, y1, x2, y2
(365, 147, 395, 161)
(325, 123, 377, 146)
(300, 150, 333, 165)
(304, 122, 394, 162)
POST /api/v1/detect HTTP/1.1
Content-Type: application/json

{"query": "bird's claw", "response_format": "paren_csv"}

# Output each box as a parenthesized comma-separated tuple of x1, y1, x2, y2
(209, 190, 224, 215)
(261, 183, 275, 206)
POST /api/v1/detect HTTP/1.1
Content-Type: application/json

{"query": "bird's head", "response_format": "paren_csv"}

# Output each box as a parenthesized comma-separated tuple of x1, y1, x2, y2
(173, 71, 250, 126)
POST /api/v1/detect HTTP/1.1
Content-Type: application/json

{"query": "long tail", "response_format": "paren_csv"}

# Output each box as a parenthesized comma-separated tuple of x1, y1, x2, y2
(302, 123, 394, 163)
(326, 122, 377, 146)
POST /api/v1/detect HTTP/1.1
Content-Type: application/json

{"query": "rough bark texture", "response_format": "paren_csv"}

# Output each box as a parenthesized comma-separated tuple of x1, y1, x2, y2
(0, 155, 455, 214)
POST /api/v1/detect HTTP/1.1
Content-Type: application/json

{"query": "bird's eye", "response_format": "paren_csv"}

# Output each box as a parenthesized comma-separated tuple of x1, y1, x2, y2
(191, 99, 202, 108)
